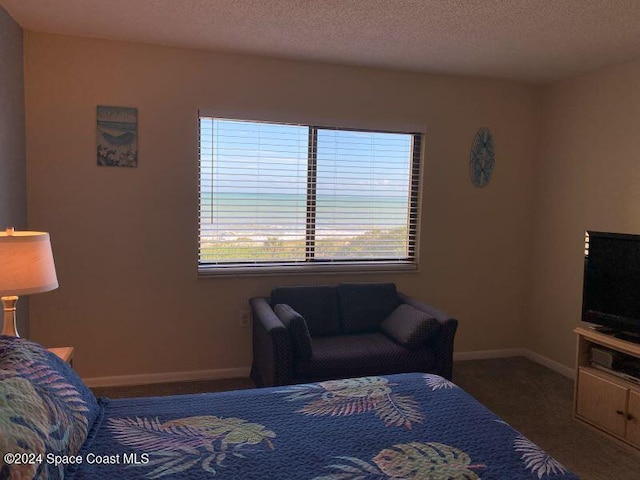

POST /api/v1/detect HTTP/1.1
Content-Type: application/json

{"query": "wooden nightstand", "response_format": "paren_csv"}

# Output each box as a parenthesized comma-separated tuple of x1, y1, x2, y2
(48, 346, 74, 367)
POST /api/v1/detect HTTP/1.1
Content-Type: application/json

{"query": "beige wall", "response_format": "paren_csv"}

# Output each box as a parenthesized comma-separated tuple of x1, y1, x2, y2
(527, 60, 640, 367)
(0, 6, 29, 335)
(24, 32, 539, 380)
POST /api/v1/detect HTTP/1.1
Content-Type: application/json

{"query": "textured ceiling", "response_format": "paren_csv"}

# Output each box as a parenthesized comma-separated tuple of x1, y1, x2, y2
(3, 0, 640, 84)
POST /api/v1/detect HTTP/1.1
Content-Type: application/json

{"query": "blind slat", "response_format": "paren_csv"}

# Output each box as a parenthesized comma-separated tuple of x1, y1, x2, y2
(198, 117, 421, 267)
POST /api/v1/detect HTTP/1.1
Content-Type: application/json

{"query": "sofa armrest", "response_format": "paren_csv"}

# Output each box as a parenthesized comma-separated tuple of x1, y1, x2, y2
(250, 297, 293, 387)
(398, 292, 458, 380)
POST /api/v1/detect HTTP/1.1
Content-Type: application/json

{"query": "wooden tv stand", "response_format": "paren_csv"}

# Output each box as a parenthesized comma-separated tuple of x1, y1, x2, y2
(574, 327, 640, 449)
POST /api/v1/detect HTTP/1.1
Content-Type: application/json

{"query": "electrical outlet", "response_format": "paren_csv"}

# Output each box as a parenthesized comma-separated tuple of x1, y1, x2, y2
(239, 310, 251, 328)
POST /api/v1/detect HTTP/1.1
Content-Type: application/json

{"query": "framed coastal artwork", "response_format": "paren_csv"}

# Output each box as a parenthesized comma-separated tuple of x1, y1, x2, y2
(96, 106, 138, 167)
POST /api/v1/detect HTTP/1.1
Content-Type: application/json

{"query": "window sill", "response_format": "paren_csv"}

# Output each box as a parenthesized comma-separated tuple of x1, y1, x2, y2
(197, 261, 418, 277)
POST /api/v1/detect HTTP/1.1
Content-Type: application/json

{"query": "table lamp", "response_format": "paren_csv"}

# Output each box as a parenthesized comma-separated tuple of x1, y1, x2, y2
(0, 227, 58, 337)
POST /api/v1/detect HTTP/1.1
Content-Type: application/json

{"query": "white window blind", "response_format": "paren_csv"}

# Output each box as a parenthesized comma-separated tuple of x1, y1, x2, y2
(199, 117, 422, 273)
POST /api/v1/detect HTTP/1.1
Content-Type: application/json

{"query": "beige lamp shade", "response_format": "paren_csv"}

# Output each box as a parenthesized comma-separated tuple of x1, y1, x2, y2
(0, 229, 58, 296)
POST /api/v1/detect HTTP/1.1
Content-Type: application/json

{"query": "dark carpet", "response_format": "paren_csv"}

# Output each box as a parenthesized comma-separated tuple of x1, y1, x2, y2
(91, 357, 640, 479)
(453, 357, 640, 480)
(91, 376, 254, 398)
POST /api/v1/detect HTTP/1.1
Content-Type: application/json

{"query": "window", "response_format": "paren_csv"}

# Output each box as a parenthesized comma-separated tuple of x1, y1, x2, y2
(198, 117, 422, 274)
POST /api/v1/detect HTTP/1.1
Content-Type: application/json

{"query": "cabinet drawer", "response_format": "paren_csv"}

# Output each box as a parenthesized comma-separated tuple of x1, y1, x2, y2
(577, 368, 627, 437)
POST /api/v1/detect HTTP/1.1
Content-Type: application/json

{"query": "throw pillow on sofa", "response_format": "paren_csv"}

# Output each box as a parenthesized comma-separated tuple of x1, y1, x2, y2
(380, 304, 441, 349)
(274, 304, 313, 361)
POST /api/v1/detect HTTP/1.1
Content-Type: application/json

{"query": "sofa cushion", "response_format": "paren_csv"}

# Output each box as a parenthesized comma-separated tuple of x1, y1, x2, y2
(271, 285, 340, 337)
(380, 304, 441, 349)
(0, 335, 103, 480)
(294, 333, 434, 381)
(274, 304, 313, 361)
(337, 283, 401, 334)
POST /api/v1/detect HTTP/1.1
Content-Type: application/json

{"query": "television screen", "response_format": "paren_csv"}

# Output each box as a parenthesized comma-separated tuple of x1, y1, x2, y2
(583, 231, 640, 334)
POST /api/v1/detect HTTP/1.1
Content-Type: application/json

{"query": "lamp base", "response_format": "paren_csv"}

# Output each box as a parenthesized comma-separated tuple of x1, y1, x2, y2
(1, 295, 19, 337)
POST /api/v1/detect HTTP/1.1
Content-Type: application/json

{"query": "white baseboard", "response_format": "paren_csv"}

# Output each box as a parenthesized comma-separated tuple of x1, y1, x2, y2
(454, 348, 575, 379)
(84, 349, 574, 388)
(454, 348, 526, 361)
(83, 366, 251, 388)
(522, 349, 575, 379)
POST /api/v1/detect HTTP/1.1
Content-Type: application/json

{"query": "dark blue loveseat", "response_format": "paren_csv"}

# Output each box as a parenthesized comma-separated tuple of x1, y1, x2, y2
(250, 283, 458, 387)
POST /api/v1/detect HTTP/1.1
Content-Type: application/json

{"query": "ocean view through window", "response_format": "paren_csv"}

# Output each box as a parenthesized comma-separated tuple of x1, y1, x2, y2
(198, 117, 422, 274)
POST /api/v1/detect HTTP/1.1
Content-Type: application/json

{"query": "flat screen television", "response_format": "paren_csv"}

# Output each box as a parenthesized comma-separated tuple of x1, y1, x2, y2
(582, 231, 640, 338)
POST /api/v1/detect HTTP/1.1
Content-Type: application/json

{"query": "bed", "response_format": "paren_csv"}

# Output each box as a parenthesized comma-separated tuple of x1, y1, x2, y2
(1, 336, 580, 479)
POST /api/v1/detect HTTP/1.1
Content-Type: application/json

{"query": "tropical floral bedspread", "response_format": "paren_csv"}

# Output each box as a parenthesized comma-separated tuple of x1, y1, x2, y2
(68, 373, 579, 480)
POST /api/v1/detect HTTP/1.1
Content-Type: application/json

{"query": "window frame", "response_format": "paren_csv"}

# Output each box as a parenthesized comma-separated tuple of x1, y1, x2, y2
(197, 116, 424, 276)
